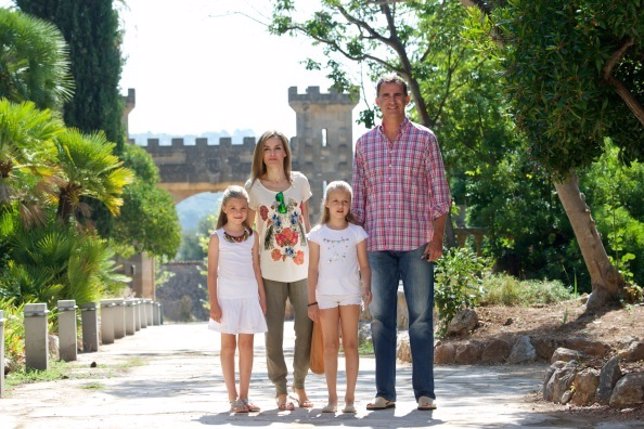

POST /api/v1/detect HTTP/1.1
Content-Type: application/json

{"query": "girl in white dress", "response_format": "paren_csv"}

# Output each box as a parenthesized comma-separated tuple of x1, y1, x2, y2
(307, 181, 372, 414)
(208, 186, 267, 414)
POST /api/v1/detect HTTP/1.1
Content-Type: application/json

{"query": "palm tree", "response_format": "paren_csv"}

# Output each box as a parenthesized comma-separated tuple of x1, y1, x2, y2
(53, 128, 133, 225)
(0, 8, 74, 110)
(0, 99, 63, 224)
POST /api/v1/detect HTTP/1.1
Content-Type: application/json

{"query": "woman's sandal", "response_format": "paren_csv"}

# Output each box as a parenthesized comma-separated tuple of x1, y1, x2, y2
(276, 394, 295, 411)
(230, 399, 249, 414)
(291, 388, 313, 408)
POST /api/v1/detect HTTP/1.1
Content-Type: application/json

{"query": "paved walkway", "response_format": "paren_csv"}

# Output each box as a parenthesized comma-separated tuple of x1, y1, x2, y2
(0, 322, 637, 428)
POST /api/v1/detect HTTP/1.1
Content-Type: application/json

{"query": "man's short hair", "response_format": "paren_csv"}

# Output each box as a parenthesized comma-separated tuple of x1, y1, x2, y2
(376, 73, 408, 96)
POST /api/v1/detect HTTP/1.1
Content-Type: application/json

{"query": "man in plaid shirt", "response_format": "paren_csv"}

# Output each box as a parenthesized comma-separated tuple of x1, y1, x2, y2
(352, 74, 451, 411)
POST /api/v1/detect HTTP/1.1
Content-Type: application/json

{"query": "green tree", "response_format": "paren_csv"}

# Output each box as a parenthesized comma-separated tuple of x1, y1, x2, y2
(113, 143, 181, 259)
(270, 0, 521, 244)
(465, 0, 643, 308)
(16, 0, 124, 151)
(0, 7, 73, 110)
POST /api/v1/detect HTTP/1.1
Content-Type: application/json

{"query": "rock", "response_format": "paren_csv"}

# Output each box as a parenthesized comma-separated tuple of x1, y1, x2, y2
(396, 331, 411, 363)
(434, 341, 456, 364)
(508, 335, 536, 364)
(358, 322, 371, 344)
(597, 356, 623, 404)
(545, 361, 578, 403)
(503, 318, 513, 326)
(543, 361, 566, 402)
(532, 337, 558, 361)
(447, 308, 478, 336)
(551, 347, 589, 364)
(48, 334, 60, 361)
(481, 338, 512, 364)
(618, 341, 644, 363)
(571, 367, 600, 406)
(563, 337, 611, 358)
(454, 341, 483, 364)
(609, 372, 644, 408)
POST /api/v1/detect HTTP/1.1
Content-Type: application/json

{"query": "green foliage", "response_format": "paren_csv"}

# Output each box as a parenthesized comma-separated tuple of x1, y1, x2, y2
(493, 0, 643, 177)
(16, 0, 125, 152)
(434, 247, 490, 337)
(581, 140, 644, 286)
(0, 8, 73, 110)
(1, 216, 127, 306)
(53, 129, 133, 223)
(0, 298, 25, 368)
(479, 274, 575, 306)
(111, 144, 180, 259)
(176, 212, 216, 261)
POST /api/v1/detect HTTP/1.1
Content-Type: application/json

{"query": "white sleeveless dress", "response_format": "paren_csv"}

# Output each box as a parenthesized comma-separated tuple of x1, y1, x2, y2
(208, 229, 267, 334)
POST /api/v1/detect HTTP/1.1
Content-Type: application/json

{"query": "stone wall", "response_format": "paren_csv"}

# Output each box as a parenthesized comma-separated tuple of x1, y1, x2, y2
(156, 261, 208, 322)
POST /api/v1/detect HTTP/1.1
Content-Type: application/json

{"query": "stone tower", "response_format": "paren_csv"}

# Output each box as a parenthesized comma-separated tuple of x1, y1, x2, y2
(288, 86, 358, 220)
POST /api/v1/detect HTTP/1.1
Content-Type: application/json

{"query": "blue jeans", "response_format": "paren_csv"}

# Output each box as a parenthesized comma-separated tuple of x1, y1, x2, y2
(368, 245, 435, 401)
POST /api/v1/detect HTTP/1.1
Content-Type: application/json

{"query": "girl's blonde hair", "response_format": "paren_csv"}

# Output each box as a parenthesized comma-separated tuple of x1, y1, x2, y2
(216, 185, 253, 231)
(249, 130, 292, 185)
(319, 180, 356, 225)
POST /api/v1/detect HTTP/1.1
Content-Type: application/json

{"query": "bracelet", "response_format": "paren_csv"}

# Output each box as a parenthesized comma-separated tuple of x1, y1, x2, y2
(307, 302, 318, 307)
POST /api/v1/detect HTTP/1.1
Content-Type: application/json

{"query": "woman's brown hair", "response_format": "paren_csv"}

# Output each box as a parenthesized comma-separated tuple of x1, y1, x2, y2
(249, 130, 292, 185)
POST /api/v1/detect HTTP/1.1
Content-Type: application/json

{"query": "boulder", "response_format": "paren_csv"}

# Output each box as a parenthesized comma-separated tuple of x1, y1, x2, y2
(481, 338, 512, 364)
(446, 308, 478, 336)
(551, 347, 589, 364)
(508, 335, 536, 364)
(618, 341, 644, 363)
(571, 367, 600, 406)
(454, 340, 483, 364)
(609, 372, 644, 408)
(563, 337, 611, 358)
(596, 356, 623, 404)
(396, 331, 411, 363)
(434, 341, 456, 365)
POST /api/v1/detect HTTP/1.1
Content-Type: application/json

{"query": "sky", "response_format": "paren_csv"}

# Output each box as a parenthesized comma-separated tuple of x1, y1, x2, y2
(1, 0, 370, 142)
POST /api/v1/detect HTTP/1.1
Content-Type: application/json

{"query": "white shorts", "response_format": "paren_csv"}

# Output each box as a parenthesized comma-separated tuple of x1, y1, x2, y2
(317, 294, 361, 310)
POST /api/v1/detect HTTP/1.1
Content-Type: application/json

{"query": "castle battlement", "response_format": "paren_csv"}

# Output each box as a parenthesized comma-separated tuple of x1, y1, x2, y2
(288, 86, 358, 107)
(135, 136, 257, 150)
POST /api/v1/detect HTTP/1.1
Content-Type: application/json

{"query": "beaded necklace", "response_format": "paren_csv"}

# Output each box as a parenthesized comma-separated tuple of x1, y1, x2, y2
(223, 227, 252, 243)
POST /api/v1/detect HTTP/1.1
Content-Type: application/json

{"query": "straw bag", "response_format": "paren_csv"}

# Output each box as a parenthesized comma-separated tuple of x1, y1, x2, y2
(310, 321, 324, 374)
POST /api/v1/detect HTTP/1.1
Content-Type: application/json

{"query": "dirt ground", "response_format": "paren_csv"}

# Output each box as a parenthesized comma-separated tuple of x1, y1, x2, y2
(467, 297, 644, 422)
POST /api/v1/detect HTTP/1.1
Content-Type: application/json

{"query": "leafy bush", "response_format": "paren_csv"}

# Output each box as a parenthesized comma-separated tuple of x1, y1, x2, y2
(434, 247, 490, 337)
(0, 298, 25, 370)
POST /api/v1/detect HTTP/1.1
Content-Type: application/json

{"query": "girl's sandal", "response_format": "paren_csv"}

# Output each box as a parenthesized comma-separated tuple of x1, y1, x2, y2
(291, 388, 314, 408)
(230, 399, 249, 414)
(241, 399, 260, 413)
(321, 403, 337, 413)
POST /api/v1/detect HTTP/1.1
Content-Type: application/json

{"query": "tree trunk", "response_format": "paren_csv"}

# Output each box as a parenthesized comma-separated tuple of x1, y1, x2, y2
(554, 173, 624, 309)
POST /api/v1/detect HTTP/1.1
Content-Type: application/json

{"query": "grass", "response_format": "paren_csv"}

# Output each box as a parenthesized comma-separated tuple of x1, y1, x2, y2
(479, 274, 575, 306)
(5, 360, 70, 389)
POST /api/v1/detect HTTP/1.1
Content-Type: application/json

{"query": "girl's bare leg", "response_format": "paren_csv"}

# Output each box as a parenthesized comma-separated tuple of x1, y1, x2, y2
(339, 304, 361, 406)
(238, 334, 254, 400)
(319, 306, 340, 407)
(221, 334, 238, 402)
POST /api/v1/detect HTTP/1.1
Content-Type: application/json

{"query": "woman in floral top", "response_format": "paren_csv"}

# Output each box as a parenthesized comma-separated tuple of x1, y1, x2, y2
(245, 130, 313, 411)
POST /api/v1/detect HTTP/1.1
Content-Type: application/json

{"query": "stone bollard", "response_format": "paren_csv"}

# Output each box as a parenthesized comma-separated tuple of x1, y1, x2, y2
(24, 303, 49, 370)
(81, 302, 99, 352)
(159, 302, 164, 325)
(140, 299, 148, 329)
(134, 299, 142, 331)
(113, 299, 126, 340)
(145, 299, 154, 327)
(57, 300, 78, 362)
(100, 299, 116, 345)
(0, 310, 5, 397)
(153, 302, 161, 326)
(124, 299, 136, 335)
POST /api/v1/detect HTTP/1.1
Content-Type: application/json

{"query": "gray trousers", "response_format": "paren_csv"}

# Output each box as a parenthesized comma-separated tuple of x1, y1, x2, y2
(264, 278, 312, 395)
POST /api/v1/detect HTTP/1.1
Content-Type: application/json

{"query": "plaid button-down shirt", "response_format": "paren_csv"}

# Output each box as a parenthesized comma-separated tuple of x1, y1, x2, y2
(352, 118, 451, 252)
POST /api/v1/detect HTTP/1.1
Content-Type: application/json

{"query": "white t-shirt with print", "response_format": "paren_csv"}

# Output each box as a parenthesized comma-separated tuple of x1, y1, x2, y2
(307, 223, 368, 297)
(245, 171, 312, 283)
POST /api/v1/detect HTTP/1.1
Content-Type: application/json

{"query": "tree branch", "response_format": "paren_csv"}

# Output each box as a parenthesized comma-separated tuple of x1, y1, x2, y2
(602, 36, 644, 127)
